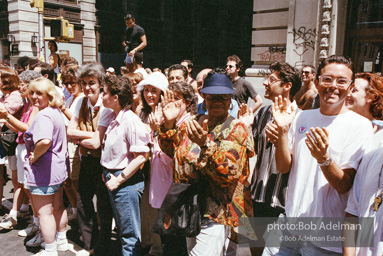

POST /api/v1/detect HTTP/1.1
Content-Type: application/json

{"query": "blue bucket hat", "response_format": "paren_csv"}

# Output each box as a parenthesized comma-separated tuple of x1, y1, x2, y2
(200, 73, 234, 94)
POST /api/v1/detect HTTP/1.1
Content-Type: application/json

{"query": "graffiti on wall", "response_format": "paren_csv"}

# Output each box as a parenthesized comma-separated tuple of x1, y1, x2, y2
(289, 26, 317, 68)
(257, 47, 286, 62)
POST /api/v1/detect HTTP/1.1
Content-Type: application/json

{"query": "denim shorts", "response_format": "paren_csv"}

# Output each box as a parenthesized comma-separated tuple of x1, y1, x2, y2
(29, 183, 64, 195)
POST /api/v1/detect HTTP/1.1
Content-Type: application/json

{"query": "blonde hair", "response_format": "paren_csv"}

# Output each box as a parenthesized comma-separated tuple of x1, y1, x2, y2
(28, 77, 63, 108)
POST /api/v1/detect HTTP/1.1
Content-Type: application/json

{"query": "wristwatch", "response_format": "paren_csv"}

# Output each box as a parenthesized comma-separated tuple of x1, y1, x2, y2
(318, 157, 332, 167)
(120, 172, 127, 180)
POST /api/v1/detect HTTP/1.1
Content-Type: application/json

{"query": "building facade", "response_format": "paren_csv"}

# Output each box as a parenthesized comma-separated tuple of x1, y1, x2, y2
(247, 0, 383, 77)
(1, 0, 97, 68)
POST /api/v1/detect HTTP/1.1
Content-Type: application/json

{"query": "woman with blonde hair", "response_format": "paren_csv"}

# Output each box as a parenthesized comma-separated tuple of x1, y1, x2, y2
(24, 77, 69, 256)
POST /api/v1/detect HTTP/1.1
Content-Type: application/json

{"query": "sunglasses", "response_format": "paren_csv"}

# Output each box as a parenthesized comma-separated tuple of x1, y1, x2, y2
(204, 94, 231, 101)
(226, 65, 235, 69)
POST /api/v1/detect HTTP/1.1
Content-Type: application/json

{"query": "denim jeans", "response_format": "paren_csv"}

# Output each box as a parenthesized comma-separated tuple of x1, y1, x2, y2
(103, 169, 145, 256)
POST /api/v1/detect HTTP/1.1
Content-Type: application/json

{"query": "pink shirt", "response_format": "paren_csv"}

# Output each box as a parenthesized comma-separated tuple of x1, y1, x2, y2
(1, 90, 23, 116)
(100, 108, 150, 169)
(149, 113, 191, 208)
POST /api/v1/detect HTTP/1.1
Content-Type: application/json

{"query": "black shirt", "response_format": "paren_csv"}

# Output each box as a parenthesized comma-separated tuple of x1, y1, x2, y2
(124, 24, 145, 52)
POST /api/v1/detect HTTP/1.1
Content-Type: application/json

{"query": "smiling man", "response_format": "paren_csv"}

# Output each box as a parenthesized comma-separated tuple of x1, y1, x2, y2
(265, 55, 374, 255)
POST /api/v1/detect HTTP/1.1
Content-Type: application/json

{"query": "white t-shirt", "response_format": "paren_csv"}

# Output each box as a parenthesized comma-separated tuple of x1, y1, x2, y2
(73, 96, 114, 128)
(287, 109, 373, 252)
(134, 68, 149, 79)
(64, 95, 84, 126)
(346, 147, 383, 256)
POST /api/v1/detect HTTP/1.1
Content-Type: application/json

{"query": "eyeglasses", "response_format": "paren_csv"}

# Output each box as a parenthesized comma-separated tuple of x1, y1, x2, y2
(264, 75, 282, 85)
(226, 65, 235, 69)
(205, 94, 231, 101)
(302, 71, 311, 75)
(318, 76, 352, 88)
(63, 81, 77, 87)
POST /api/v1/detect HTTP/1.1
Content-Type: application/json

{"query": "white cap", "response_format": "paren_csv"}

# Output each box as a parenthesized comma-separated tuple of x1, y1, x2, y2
(106, 67, 115, 73)
(137, 72, 168, 92)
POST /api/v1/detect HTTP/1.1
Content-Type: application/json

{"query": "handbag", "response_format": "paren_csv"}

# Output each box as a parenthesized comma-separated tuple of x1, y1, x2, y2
(152, 115, 235, 237)
(0, 125, 18, 156)
(152, 181, 206, 237)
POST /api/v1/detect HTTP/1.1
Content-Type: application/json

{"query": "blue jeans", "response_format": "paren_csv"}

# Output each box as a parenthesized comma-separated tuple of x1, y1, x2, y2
(103, 169, 144, 256)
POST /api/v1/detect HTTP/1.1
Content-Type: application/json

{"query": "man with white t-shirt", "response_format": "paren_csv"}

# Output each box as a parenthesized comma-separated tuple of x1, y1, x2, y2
(266, 55, 373, 255)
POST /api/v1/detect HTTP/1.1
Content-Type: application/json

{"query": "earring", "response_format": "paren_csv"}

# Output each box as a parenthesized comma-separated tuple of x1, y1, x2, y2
(229, 102, 233, 110)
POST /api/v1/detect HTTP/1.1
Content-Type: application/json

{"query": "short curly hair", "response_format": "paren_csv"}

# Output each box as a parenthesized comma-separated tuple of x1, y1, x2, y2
(169, 82, 197, 115)
(269, 62, 301, 100)
(355, 73, 383, 120)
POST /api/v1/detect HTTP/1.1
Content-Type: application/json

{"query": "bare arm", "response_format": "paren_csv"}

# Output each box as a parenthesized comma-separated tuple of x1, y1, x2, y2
(4, 106, 39, 133)
(79, 125, 108, 149)
(67, 116, 94, 139)
(250, 95, 263, 113)
(105, 152, 147, 191)
(129, 35, 147, 56)
(29, 139, 52, 164)
(343, 212, 357, 256)
(60, 105, 73, 121)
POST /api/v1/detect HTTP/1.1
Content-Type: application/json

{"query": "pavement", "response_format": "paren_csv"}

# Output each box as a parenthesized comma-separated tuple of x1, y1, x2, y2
(0, 170, 254, 256)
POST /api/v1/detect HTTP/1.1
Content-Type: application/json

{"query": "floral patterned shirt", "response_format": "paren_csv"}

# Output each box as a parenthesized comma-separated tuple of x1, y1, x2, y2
(158, 115, 254, 228)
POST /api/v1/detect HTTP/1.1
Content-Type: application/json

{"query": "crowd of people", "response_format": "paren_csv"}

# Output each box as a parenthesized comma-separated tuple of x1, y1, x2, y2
(0, 48, 381, 256)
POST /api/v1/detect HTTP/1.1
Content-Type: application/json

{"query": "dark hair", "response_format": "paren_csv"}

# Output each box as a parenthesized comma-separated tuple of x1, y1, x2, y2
(269, 62, 302, 100)
(169, 82, 197, 114)
(124, 14, 135, 21)
(39, 62, 55, 82)
(134, 52, 143, 65)
(0, 66, 19, 92)
(77, 62, 105, 86)
(168, 64, 188, 79)
(140, 86, 163, 123)
(181, 59, 193, 70)
(355, 73, 383, 120)
(28, 59, 42, 70)
(19, 70, 42, 84)
(61, 65, 79, 81)
(206, 67, 230, 78)
(226, 55, 243, 71)
(17, 56, 31, 70)
(105, 75, 133, 110)
(48, 40, 58, 52)
(316, 55, 353, 81)
(302, 65, 316, 74)
(61, 56, 78, 67)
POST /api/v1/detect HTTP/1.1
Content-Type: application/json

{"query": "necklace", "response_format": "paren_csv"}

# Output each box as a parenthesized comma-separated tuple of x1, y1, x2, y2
(373, 164, 383, 211)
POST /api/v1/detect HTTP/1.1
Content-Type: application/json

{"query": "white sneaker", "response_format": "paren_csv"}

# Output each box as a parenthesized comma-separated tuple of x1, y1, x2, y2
(18, 223, 39, 237)
(33, 249, 58, 256)
(26, 230, 44, 247)
(41, 240, 70, 251)
(76, 249, 94, 256)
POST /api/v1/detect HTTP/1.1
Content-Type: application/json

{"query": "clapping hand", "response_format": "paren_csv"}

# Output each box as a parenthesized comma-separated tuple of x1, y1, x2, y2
(238, 103, 254, 127)
(265, 122, 279, 144)
(305, 127, 330, 163)
(149, 104, 163, 132)
(271, 96, 296, 132)
(162, 89, 181, 129)
(186, 119, 208, 147)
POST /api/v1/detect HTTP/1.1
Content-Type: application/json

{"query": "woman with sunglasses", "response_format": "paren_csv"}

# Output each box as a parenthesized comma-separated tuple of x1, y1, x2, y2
(59, 65, 84, 222)
(159, 71, 254, 255)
